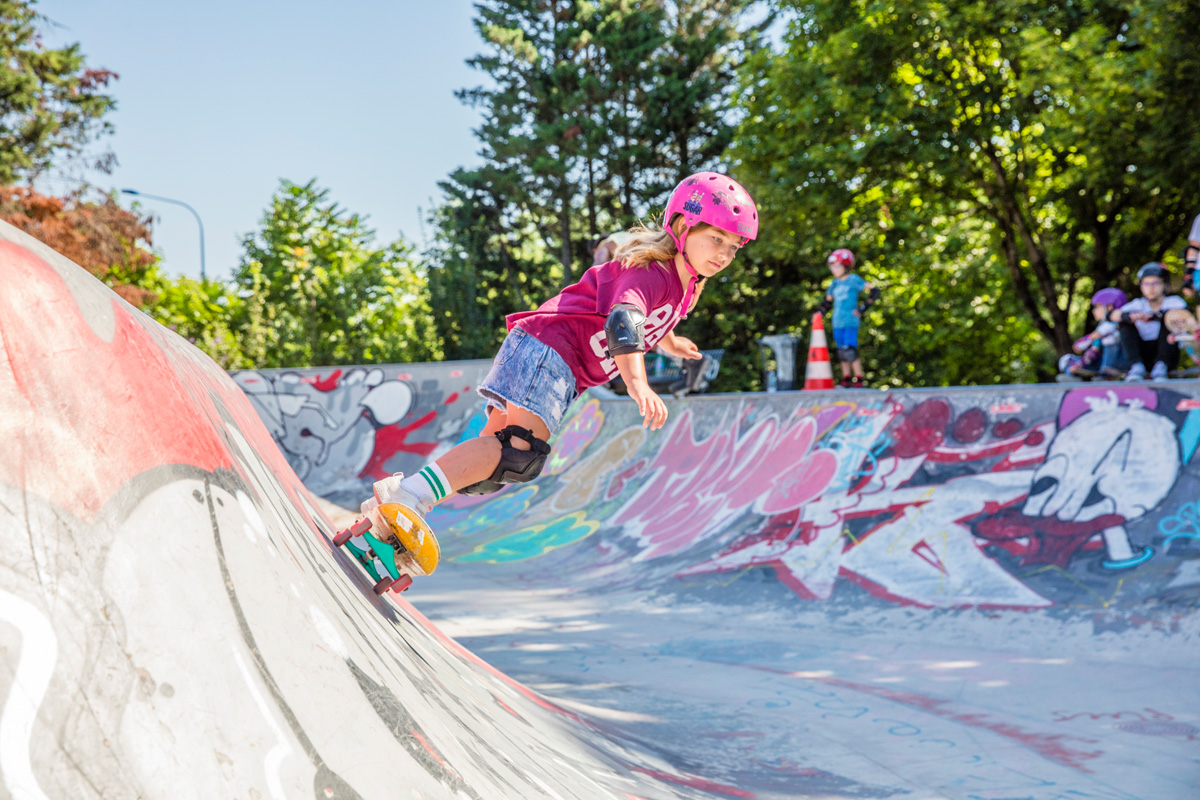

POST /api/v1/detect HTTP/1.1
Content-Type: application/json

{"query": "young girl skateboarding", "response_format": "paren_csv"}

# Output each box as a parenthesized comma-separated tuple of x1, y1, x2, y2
(346, 172, 758, 587)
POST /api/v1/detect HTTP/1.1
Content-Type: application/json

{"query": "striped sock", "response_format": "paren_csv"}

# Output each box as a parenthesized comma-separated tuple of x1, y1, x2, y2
(402, 463, 450, 507)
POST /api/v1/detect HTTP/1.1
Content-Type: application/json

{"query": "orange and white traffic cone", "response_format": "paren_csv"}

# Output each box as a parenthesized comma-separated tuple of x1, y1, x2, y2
(803, 313, 835, 391)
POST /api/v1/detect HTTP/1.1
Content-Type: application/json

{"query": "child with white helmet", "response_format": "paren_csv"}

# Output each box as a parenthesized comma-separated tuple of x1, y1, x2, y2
(1114, 262, 1186, 381)
(361, 173, 758, 551)
(817, 248, 880, 388)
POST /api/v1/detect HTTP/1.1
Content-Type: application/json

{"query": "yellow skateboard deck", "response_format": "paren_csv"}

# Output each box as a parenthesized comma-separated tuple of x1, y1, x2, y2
(377, 502, 441, 576)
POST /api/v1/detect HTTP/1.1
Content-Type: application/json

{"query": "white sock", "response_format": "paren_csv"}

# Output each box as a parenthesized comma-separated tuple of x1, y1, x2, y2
(402, 464, 450, 506)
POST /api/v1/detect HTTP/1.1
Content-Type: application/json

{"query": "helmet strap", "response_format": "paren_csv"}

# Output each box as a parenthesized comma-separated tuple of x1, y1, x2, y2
(669, 221, 701, 319)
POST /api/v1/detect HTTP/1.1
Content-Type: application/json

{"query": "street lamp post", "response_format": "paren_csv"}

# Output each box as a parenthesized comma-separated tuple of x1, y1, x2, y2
(120, 189, 206, 281)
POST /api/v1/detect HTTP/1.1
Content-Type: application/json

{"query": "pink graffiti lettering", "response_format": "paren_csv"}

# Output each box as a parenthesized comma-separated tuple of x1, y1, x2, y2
(615, 410, 837, 560)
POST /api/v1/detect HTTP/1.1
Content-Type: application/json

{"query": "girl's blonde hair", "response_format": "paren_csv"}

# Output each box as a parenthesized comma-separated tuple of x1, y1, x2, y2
(613, 214, 715, 269)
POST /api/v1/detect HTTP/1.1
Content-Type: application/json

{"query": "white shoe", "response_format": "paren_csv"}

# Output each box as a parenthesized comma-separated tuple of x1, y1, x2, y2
(369, 473, 432, 518)
(1150, 361, 1169, 382)
(1124, 363, 1146, 382)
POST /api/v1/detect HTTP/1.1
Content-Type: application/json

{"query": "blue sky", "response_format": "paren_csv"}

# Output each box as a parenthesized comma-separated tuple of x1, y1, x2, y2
(37, 0, 484, 280)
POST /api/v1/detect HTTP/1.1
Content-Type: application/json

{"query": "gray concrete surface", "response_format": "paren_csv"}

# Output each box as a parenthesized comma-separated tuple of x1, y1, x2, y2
(2, 218, 1198, 799)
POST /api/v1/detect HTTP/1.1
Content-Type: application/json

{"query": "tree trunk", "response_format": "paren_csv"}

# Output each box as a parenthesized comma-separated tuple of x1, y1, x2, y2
(559, 190, 573, 286)
(983, 146, 1072, 354)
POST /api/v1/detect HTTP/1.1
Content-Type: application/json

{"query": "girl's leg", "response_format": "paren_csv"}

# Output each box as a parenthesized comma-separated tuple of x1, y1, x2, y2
(430, 408, 508, 495)
(428, 402, 550, 498)
(851, 358, 864, 378)
(497, 402, 551, 449)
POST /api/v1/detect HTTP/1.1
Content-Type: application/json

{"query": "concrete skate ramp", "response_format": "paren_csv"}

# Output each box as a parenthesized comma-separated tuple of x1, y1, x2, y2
(0, 224, 748, 799)
(244, 353, 1200, 796)
(4, 222, 1199, 800)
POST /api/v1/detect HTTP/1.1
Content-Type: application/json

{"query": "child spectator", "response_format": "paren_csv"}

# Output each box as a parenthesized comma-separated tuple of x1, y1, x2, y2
(590, 230, 632, 266)
(1115, 262, 1185, 381)
(1057, 288, 1126, 378)
(817, 248, 879, 388)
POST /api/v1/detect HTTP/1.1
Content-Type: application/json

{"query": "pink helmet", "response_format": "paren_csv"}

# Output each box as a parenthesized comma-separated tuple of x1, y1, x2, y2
(662, 172, 753, 316)
(663, 172, 758, 285)
(664, 172, 758, 242)
(828, 248, 855, 269)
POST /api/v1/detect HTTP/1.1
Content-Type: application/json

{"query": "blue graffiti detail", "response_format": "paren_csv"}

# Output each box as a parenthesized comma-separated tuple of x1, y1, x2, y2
(456, 409, 488, 444)
(1179, 410, 1200, 464)
(1102, 546, 1155, 570)
(1158, 499, 1200, 550)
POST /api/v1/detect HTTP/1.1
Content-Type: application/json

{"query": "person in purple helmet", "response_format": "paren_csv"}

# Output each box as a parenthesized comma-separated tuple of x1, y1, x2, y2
(1057, 287, 1127, 378)
(361, 172, 759, 535)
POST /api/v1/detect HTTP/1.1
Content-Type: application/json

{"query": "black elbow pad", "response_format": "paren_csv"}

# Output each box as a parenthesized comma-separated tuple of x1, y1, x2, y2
(605, 304, 646, 356)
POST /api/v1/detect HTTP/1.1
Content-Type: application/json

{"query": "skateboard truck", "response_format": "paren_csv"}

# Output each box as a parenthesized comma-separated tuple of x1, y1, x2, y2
(332, 503, 439, 595)
(333, 516, 414, 595)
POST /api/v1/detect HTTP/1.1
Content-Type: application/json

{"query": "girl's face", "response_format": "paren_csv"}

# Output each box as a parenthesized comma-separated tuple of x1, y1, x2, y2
(1091, 304, 1108, 321)
(683, 225, 742, 278)
(829, 262, 848, 278)
(1140, 276, 1165, 302)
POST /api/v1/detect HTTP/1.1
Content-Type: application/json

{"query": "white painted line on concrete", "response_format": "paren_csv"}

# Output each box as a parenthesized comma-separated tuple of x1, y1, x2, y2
(0, 589, 58, 800)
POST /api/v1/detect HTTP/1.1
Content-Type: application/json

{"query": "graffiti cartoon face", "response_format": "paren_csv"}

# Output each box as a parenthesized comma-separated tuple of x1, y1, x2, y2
(975, 392, 1180, 568)
(1023, 397, 1179, 524)
(235, 368, 414, 493)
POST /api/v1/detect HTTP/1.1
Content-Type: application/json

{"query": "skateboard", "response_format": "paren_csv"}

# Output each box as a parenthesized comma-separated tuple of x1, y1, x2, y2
(1164, 308, 1200, 369)
(332, 503, 440, 595)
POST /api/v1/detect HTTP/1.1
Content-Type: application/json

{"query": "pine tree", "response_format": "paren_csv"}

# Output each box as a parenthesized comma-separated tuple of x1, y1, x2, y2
(0, 1, 117, 183)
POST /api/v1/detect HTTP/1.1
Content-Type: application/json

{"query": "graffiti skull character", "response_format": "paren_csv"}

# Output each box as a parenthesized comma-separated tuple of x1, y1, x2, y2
(1024, 393, 1178, 524)
(976, 391, 1180, 568)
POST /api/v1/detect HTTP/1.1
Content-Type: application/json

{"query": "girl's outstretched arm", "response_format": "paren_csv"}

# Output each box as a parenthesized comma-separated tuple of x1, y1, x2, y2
(614, 351, 668, 430)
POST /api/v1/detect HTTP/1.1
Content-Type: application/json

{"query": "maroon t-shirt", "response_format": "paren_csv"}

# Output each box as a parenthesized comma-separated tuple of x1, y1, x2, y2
(506, 260, 687, 393)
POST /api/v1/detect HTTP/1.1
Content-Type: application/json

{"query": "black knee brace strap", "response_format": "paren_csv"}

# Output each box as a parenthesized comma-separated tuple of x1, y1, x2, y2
(458, 425, 552, 495)
(837, 345, 858, 363)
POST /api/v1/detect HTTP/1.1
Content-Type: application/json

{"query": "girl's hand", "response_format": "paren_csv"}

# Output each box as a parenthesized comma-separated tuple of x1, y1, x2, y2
(627, 382, 668, 430)
(664, 334, 702, 360)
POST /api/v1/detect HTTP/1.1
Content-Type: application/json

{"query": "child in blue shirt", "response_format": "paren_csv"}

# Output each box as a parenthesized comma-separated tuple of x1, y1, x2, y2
(818, 248, 880, 388)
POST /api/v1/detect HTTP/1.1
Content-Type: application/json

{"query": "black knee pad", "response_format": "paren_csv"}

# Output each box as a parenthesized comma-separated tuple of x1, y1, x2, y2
(458, 426, 552, 495)
(837, 345, 858, 363)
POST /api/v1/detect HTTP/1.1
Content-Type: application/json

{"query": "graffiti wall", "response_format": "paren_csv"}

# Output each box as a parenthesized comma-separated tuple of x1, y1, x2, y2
(423, 385, 1200, 612)
(232, 360, 491, 504)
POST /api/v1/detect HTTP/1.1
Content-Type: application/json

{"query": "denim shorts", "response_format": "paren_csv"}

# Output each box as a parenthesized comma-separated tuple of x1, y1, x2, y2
(478, 327, 579, 432)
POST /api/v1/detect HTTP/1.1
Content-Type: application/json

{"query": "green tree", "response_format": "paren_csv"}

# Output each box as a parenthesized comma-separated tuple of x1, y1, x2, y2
(232, 179, 440, 368)
(736, 0, 1200, 363)
(452, 1, 758, 285)
(144, 276, 250, 369)
(0, 1, 117, 183)
(426, 169, 562, 360)
(646, 0, 764, 186)
(458, 0, 594, 284)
